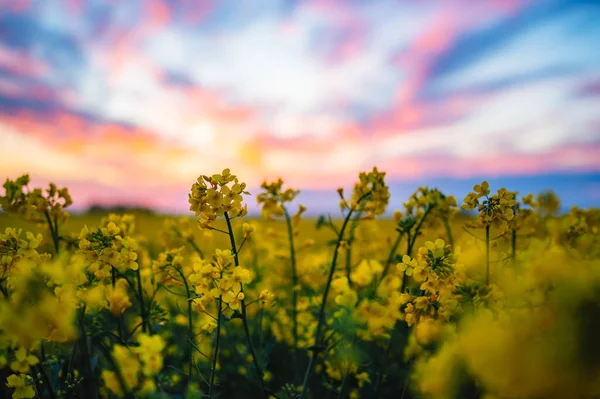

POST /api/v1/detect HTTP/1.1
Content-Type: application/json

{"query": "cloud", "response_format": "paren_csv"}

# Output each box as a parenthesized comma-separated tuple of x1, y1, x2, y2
(428, 0, 600, 95)
(1, 0, 600, 212)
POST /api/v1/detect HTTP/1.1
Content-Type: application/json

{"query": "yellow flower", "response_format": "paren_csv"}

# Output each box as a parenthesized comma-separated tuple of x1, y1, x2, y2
(397, 255, 418, 276)
(113, 345, 140, 391)
(10, 347, 38, 374)
(134, 334, 165, 377)
(6, 374, 35, 399)
(355, 371, 371, 388)
(232, 267, 252, 291)
(351, 167, 390, 217)
(412, 266, 429, 282)
(106, 279, 132, 317)
(259, 289, 274, 305)
(101, 370, 122, 397)
(243, 223, 256, 239)
(223, 291, 245, 310)
(335, 289, 358, 307)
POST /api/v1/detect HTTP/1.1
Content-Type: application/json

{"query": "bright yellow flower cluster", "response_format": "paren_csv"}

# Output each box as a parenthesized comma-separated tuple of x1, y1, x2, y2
(78, 215, 139, 279)
(188, 168, 249, 229)
(0, 174, 72, 226)
(344, 166, 390, 217)
(102, 333, 165, 397)
(256, 178, 300, 218)
(189, 249, 252, 312)
(462, 181, 517, 228)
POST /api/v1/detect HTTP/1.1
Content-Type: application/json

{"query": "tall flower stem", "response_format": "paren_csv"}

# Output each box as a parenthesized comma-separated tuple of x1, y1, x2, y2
(111, 266, 124, 341)
(511, 228, 517, 267)
(208, 294, 222, 397)
(299, 194, 370, 398)
(171, 266, 195, 390)
(135, 269, 148, 334)
(283, 207, 299, 359)
(44, 211, 60, 254)
(224, 212, 267, 398)
(345, 210, 363, 288)
(485, 224, 491, 285)
(379, 231, 404, 283)
(443, 218, 454, 250)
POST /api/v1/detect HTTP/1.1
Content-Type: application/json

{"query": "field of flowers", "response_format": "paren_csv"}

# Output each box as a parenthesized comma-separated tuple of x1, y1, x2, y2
(0, 169, 599, 399)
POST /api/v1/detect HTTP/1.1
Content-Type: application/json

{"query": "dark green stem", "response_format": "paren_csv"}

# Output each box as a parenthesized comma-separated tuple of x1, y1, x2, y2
(283, 207, 299, 355)
(208, 295, 223, 397)
(336, 372, 349, 399)
(511, 228, 517, 267)
(135, 269, 148, 334)
(171, 265, 195, 389)
(97, 342, 132, 399)
(379, 231, 404, 283)
(443, 218, 454, 250)
(407, 205, 435, 254)
(485, 224, 491, 285)
(78, 306, 97, 398)
(35, 363, 55, 399)
(111, 266, 124, 341)
(0, 280, 8, 298)
(43, 211, 59, 254)
(224, 212, 267, 398)
(401, 231, 411, 291)
(299, 196, 369, 398)
(345, 210, 363, 288)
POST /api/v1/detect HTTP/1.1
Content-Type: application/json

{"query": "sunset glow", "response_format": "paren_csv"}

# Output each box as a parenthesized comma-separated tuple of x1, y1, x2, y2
(1, 0, 599, 212)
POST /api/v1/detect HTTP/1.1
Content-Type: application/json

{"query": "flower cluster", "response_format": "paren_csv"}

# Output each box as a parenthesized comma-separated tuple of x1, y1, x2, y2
(188, 168, 249, 229)
(0, 174, 72, 226)
(101, 333, 165, 397)
(462, 181, 517, 228)
(189, 249, 253, 313)
(78, 215, 139, 280)
(256, 178, 300, 219)
(341, 167, 390, 217)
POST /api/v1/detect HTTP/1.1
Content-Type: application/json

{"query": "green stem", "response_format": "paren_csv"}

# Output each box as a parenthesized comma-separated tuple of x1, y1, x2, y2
(336, 372, 349, 399)
(97, 342, 132, 399)
(111, 266, 124, 341)
(511, 228, 517, 267)
(0, 279, 8, 298)
(77, 306, 97, 398)
(208, 295, 223, 397)
(443, 218, 454, 250)
(299, 195, 369, 398)
(224, 212, 267, 398)
(186, 238, 205, 260)
(43, 211, 59, 254)
(407, 205, 435, 254)
(401, 231, 411, 291)
(36, 363, 55, 399)
(345, 210, 363, 288)
(485, 224, 491, 285)
(173, 227, 205, 260)
(135, 269, 148, 334)
(283, 207, 299, 355)
(379, 231, 404, 283)
(171, 266, 195, 389)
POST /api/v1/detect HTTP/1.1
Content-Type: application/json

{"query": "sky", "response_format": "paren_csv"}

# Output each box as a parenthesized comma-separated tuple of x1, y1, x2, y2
(0, 0, 599, 214)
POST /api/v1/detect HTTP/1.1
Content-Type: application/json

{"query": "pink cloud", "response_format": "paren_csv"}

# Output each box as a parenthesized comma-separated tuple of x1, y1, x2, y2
(181, 0, 214, 25)
(144, 0, 172, 32)
(0, 0, 30, 13)
(378, 143, 600, 181)
(0, 46, 49, 78)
